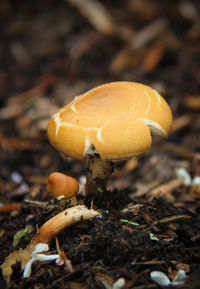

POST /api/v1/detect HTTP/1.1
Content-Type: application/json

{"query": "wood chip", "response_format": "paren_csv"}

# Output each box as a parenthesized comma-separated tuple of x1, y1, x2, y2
(110, 47, 146, 73)
(153, 214, 191, 225)
(175, 262, 190, 273)
(183, 95, 200, 109)
(66, 0, 115, 35)
(0, 104, 24, 120)
(171, 115, 193, 133)
(149, 178, 183, 200)
(121, 203, 142, 215)
(141, 41, 167, 72)
(136, 260, 166, 265)
(27, 176, 48, 184)
(0, 203, 21, 212)
(124, 158, 139, 172)
(129, 180, 160, 199)
(64, 283, 88, 289)
(190, 233, 200, 242)
(0, 229, 5, 238)
(0, 132, 40, 151)
(130, 18, 168, 51)
(95, 272, 114, 288)
(163, 142, 200, 160)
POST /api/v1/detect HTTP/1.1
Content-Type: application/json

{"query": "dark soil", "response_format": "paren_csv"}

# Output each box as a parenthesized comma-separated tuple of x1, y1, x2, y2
(0, 0, 200, 288)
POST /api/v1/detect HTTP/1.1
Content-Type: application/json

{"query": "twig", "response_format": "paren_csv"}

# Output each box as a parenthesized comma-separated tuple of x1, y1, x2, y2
(153, 214, 191, 225)
(66, 0, 114, 34)
(129, 180, 160, 199)
(130, 18, 168, 51)
(149, 178, 183, 200)
(171, 115, 193, 133)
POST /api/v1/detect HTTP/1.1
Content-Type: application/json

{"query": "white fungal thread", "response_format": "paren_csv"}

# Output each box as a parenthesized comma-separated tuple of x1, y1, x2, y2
(142, 118, 166, 137)
(70, 103, 78, 113)
(96, 127, 104, 142)
(83, 137, 92, 156)
(153, 89, 162, 104)
(54, 109, 106, 147)
(144, 90, 151, 115)
(83, 137, 100, 156)
(53, 112, 61, 136)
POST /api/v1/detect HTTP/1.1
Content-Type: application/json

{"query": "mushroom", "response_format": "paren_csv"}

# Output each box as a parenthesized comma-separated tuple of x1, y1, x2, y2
(1, 205, 100, 280)
(22, 205, 100, 277)
(47, 81, 172, 194)
(47, 172, 79, 208)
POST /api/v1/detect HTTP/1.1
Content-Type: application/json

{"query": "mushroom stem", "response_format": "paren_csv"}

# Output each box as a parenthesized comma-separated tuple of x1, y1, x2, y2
(58, 195, 78, 210)
(85, 153, 113, 194)
(33, 205, 100, 244)
(22, 205, 100, 278)
(1, 205, 100, 280)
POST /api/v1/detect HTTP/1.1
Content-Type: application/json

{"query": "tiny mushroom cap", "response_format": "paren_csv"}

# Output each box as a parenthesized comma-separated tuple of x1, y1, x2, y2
(47, 172, 79, 200)
(47, 81, 172, 161)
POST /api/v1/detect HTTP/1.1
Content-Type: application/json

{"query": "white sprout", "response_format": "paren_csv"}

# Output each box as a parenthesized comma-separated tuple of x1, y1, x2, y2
(171, 270, 187, 286)
(192, 176, 200, 185)
(175, 168, 200, 187)
(150, 270, 186, 287)
(175, 168, 192, 185)
(112, 277, 126, 289)
(23, 243, 59, 278)
(150, 271, 171, 286)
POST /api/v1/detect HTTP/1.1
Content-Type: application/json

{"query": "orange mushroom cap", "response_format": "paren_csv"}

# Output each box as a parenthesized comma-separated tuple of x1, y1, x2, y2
(47, 81, 173, 161)
(47, 172, 79, 199)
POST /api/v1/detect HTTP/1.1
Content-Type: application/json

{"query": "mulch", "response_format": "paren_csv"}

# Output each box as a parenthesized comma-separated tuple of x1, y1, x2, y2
(0, 0, 200, 288)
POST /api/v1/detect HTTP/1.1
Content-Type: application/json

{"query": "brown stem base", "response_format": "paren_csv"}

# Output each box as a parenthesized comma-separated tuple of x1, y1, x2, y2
(85, 153, 113, 194)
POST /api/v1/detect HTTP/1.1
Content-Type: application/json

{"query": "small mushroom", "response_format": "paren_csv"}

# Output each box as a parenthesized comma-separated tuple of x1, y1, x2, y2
(23, 205, 100, 277)
(1, 205, 100, 280)
(47, 172, 79, 208)
(47, 81, 172, 194)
